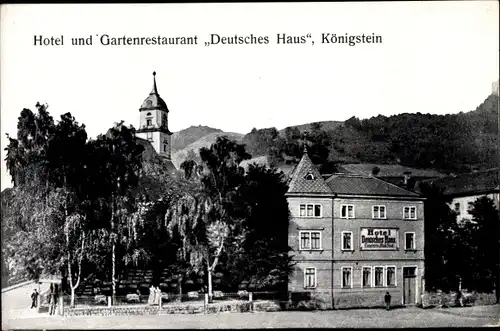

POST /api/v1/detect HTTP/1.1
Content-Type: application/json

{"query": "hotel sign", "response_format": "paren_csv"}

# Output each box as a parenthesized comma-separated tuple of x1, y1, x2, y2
(360, 228, 399, 250)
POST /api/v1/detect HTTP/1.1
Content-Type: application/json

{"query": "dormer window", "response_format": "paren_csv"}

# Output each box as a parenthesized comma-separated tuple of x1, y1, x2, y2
(305, 173, 315, 180)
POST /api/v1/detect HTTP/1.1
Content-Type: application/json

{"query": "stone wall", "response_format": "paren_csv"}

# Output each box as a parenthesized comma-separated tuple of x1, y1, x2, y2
(64, 300, 281, 316)
(421, 291, 497, 308)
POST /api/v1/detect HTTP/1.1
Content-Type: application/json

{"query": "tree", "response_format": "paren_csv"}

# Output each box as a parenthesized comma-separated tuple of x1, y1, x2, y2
(467, 197, 499, 292)
(91, 122, 145, 302)
(198, 136, 251, 299)
(233, 164, 294, 291)
(417, 181, 459, 291)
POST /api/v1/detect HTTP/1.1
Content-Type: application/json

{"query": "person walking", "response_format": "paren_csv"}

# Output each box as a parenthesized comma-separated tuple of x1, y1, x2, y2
(49, 284, 56, 315)
(384, 291, 391, 311)
(30, 289, 39, 309)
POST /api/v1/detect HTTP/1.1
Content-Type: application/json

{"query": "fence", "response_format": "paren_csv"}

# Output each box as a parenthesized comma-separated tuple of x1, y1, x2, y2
(61, 290, 281, 309)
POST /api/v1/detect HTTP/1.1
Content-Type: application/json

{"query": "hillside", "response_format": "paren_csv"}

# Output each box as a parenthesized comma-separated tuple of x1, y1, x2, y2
(171, 125, 223, 151)
(171, 131, 245, 168)
(170, 93, 498, 174)
(279, 120, 344, 134)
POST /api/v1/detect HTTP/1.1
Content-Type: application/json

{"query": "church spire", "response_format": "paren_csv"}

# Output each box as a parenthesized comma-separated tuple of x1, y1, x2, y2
(150, 71, 159, 95)
(303, 131, 309, 154)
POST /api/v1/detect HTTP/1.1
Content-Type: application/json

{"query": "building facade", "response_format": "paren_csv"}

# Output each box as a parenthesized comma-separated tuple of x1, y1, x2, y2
(286, 148, 425, 309)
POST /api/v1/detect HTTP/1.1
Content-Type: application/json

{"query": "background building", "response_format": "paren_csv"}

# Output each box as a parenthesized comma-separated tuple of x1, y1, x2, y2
(419, 168, 499, 222)
(286, 148, 425, 309)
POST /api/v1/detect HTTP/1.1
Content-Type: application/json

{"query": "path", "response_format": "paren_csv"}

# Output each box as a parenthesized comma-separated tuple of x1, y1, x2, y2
(3, 305, 499, 329)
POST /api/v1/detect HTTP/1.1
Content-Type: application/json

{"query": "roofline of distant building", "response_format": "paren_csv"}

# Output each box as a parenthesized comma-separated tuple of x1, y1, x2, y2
(285, 192, 425, 200)
(443, 188, 499, 198)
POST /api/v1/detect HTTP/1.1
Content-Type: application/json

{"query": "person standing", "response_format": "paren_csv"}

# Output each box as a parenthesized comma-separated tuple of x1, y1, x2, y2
(49, 284, 56, 315)
(148, 285, 154, 306)
(154, 286, 160, 306)
(30, 289, 39, 309)
(384, 291, 391, 311)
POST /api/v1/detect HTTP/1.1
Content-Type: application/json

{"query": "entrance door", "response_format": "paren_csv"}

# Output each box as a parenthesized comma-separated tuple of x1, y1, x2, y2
(403, 267, 416, 305)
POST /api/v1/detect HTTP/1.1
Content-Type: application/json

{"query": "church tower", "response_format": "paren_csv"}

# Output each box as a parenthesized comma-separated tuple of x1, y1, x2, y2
(136, 72, 173, 160)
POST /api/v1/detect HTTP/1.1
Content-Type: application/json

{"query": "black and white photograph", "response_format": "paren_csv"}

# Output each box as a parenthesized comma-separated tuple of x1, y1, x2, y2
(1, 2, 499, 329)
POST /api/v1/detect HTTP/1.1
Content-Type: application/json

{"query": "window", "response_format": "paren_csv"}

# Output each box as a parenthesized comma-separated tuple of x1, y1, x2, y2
(342, 267, 353, 288)
(372, 205, 386, 219)
(299, 204, 321, 217)
(454, 203, 460, 214)
(311, 232, 321, 250)
(305, 173, 315, 180)
(386, 267, 396, 286)
(362, 267, 372, 288)
(341, 231, 353, 251)
(146, 119, 152, 126)
(405, 232, 415, 250)
(299, 231, 321, 250)
(163, 144, 167, 152)
(146, 132, 153, 140)
(403, 206, 417, 220)
(374, 267, 384, 287)
(304, 268, 316, 288)
(340, 205, 355, 219)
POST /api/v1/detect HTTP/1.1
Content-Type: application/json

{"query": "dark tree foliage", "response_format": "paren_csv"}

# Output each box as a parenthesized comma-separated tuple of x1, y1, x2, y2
(418, 181, 460, 292)
(466, 197, 499, 292)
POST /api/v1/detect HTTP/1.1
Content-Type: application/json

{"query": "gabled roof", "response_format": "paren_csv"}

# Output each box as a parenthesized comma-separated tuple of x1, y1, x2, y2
(337, 163, 443, 178)
(418, 168, 499, 196)
(325, 173, 420, 197)
(286, 148, 331, 195)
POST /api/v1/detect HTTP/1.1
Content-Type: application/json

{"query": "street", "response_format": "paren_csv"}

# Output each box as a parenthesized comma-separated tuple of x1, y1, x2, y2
(3, 305, 499, 329)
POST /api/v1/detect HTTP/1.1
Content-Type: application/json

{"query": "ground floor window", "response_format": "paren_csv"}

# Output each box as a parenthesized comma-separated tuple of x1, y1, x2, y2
(374, 267, 384, 287)
(362, 267, 372, 287)
(386, 266, 396, 286)
(304, 267, 316, 288)
(342, 267, 353, 288)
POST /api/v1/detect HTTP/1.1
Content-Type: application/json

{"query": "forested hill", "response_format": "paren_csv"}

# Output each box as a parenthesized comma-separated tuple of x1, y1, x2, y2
(242, 93, 499, 173)
(171, 125, 223, 151)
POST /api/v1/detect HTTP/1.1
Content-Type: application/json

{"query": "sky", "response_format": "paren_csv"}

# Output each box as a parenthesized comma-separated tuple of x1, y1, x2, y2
(1, 2, 499, 190)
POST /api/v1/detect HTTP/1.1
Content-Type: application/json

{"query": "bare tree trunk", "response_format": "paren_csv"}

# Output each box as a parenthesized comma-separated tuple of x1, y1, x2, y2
(178, 275, 183, 302)
(207, 239, 225, 302)
(66, 232, 85, 308)
(207, 268, 213, 302)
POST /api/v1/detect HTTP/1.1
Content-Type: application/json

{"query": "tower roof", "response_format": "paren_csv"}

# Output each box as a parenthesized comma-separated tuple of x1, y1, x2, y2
(287, 147, 331, 195)
(140, 72, 169, 111)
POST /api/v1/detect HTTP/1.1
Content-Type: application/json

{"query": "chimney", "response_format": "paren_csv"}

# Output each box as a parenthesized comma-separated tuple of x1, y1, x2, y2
(403, 171, 412, 185)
